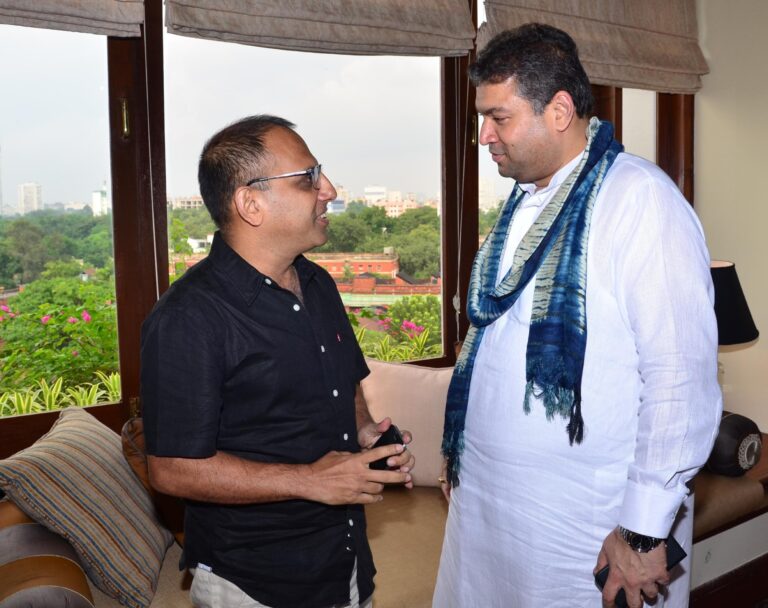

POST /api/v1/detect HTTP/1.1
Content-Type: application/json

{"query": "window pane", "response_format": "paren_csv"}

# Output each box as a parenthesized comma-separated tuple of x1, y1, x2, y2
(164, 35, 444, 361)
(0, 25, 120, 418)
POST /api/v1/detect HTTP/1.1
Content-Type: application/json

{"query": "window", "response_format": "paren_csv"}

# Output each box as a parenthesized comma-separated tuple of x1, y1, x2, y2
(0, 25, 120, 419)
(163, 34, 446, 362)
(0, 1, 166, 456)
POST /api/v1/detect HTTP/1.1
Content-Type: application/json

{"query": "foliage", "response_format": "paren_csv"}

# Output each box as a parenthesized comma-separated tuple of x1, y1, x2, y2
(349, 295, 443, 362)
(95, 371, 121, 402)
(385, 296, 442, 346)
(479, 202, 503, 237)
(0, 372, 122, 418)
(0, 276, 118, 393)
(390, 207, 439, 235)
(392, 224, 440, 279)
(0, 210, 113, 286)
(169, 207, 215, 240)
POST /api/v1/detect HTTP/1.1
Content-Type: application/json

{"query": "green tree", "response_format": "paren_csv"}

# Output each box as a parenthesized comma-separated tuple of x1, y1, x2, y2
(479, 202, 503, 237)
(170, 207, 215, 240)
(0, 243, 21, 288)
(320, 213, 372, 252)
(0, 276, 118, 393)
(393, 224, 440, 279)
(358, 206, 394, 235)
(392, 207, 439, 235)
(5, 220, 47, 283)
(79, 230, 113, 268)
(40, 259, 84, 280)
(169, 217, 193, 255)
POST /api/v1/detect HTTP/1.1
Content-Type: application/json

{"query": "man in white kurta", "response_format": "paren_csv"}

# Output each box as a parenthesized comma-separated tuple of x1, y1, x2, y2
(434, 24, 721, 608)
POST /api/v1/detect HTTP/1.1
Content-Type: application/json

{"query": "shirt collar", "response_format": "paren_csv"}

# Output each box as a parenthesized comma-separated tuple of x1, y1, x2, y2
(207, 232, 317, 306)
(517, 150, 585, 206)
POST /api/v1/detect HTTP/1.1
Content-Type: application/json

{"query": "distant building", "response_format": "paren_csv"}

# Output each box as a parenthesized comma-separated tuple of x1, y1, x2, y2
(168, 195, 204, 210)
(363, 186, 387, 204)
(327, 199, 346, 214)
(17, 182, 42, 214)
(65, 201, 89, 212)
(186, 237, 210, 253)
(334, 184, 350, 203)
(306, 252, 399, 279)
(91, 181, 111, 216)
(368, 198, 421, 218)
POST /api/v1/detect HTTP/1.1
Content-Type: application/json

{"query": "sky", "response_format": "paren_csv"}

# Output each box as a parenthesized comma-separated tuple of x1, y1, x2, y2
(0, 23, 511, 213)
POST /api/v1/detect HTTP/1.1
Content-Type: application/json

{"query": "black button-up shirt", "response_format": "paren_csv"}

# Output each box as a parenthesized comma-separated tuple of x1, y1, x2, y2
(141, 233, 373, 608)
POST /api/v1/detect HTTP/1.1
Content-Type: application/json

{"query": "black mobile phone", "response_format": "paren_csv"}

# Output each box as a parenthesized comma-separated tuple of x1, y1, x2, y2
(594, 535, 686, 608)
(369, 425, 404, 470)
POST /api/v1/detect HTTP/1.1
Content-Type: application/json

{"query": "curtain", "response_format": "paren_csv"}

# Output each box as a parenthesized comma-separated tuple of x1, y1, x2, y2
(166, 0, 475, 57)
(0, 0, 144, 37)
(479, 0, 708, 93)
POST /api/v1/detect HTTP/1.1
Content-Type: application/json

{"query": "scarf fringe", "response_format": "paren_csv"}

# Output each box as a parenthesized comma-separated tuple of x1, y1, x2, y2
(524, 380, 585, 445)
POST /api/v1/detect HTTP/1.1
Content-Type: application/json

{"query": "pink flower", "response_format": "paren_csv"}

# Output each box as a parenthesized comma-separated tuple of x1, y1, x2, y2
(8, 312, 15, 318)
(0, 316, 3, 322)
(41, 315, 52, 324)
(67, 317, 78, 324)
(72, 350, 79, 357)
(81, 310, 92, 323)
(0, 304, 9, 312)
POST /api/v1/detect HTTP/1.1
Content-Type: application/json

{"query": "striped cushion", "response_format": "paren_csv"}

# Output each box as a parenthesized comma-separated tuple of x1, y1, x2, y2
(0, 409, 173, 608)
(0, 499, 94, 608)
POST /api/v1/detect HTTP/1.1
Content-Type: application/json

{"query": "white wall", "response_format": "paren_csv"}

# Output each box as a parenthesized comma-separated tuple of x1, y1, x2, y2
(695, 0, 768, 430)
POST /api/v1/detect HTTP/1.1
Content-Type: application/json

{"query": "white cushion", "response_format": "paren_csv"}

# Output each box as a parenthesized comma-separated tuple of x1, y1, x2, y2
(362, 359, 453, 487)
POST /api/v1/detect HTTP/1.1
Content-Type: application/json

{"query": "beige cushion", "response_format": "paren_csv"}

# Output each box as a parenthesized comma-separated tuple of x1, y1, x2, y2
(362, 359, 453, 487)
(0, 409, 173, 608)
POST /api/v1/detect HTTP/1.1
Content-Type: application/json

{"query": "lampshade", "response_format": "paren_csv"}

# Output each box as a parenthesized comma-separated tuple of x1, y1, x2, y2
(711, 261, 759, 345)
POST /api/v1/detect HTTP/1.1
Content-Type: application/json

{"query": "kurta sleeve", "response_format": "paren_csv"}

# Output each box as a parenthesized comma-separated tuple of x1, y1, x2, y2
(611, 164, 722, 539)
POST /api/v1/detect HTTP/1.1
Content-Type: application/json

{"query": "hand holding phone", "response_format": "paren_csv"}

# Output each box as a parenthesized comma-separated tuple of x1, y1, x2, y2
(369, 424, 404, 470)
(594, 535, 686, 608)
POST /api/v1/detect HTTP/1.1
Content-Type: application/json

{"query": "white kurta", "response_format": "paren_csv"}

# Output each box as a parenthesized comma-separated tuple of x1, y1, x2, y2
(433, 152, 722, 608)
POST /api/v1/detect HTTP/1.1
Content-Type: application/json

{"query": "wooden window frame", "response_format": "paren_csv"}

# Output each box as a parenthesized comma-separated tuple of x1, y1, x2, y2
(1, 2, 694, 456)
(0, 0, 167, 458)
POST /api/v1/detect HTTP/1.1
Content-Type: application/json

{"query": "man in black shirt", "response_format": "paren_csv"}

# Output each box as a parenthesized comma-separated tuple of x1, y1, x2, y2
(140, 115, 414, 608)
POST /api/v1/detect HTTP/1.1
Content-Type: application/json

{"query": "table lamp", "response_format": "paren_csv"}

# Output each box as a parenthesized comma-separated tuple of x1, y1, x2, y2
(707, 260, 761, 476)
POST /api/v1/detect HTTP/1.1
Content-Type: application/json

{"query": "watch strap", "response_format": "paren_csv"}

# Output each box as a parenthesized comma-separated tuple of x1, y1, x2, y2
(618, 526, 665, 553)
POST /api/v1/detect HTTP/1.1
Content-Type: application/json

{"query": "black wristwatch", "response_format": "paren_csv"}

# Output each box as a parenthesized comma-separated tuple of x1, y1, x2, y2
(618, 526, 665, 553)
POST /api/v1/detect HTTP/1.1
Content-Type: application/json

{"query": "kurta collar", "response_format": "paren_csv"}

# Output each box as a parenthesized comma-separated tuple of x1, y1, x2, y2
(517, 149, 586, 207)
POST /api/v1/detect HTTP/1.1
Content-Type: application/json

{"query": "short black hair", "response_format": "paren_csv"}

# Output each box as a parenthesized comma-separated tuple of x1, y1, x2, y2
(469, 23, 593, 117)
(198, 115, 296, 229)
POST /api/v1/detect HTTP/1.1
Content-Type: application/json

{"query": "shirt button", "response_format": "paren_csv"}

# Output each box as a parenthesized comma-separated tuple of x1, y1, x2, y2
(320, 345, 325, 353)
(347, 533, 351, 538)
(264, 278, 272, 285)
(293, 304, 300, 312)
(332, 389, 338, 397)
(343, 433, 349, 441)
(346, 546, 352, 552)
(348, 519, 354, 527)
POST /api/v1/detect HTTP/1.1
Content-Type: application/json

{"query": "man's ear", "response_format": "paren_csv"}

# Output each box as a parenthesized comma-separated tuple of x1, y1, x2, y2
(549, 90, 576, 132)
(233, 186, 265, 228)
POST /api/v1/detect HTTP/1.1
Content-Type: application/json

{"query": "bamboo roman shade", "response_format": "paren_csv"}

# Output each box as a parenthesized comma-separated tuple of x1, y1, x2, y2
(478, 0, 709, 93)
(0, 0, 144, 37)
(165, 0, 476, 56)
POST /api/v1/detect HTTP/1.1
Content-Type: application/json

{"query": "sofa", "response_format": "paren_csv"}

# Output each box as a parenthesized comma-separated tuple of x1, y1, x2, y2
(0, 358, 764, 608)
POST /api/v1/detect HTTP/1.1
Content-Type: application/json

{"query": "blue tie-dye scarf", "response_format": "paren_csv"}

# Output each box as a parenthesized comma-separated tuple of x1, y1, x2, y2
(442, 118, 623, 486)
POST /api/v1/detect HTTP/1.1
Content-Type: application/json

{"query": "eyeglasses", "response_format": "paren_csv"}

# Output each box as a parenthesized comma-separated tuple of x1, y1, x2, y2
(246, 164, 322, 190)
